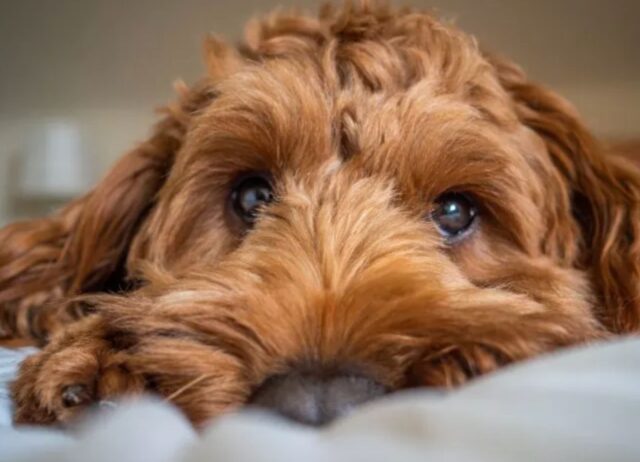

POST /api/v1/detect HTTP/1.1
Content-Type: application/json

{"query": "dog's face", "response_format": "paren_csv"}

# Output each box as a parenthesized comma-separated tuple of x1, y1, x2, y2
(2, 4, 639, 426)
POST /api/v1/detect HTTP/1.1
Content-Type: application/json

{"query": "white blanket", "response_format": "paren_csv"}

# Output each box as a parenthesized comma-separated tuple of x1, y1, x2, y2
(0, 338, 639, 462)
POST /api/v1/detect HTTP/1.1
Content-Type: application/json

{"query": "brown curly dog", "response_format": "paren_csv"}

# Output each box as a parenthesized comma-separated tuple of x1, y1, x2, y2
(1, 2, 639, 427)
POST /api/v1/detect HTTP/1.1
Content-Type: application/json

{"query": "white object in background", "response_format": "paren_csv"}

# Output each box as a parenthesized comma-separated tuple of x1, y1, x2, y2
(16, 121, 92, 200)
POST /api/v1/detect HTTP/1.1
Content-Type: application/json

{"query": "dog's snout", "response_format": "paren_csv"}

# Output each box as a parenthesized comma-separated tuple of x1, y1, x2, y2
(249, 371, 386, 426)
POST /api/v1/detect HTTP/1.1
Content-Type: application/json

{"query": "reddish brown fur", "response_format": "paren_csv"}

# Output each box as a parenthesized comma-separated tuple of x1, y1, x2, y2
(2, 2, 639, 426)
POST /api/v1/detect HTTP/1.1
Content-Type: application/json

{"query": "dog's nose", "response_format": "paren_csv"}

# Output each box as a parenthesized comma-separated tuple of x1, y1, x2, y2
(249, 371, 386, 426)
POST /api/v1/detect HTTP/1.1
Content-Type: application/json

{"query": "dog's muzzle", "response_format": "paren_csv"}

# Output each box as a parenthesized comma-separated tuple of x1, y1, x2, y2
(249, 370, 386, 426)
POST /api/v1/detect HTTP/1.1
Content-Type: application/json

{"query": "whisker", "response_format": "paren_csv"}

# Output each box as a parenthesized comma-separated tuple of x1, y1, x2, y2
(420, 345, 457, 362)
(165, 374, 212, 403)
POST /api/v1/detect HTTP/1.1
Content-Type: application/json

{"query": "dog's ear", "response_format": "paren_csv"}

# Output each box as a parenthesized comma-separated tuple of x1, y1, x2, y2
(491, 56, 640, 333)
(0, 79, 218, 340)
(0, 37, 242, 341)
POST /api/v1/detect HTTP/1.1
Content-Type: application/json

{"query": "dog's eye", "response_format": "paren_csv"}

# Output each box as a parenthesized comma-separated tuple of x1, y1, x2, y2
(431, 193, 477, 239)
(231, 174, 274, 225)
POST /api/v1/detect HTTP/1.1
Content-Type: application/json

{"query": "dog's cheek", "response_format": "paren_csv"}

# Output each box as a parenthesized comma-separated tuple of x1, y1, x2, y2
(126, 180, 237, 273)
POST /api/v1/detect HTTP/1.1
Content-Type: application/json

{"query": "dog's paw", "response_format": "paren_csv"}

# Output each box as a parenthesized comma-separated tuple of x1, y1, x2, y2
(11, 316, 145, 425)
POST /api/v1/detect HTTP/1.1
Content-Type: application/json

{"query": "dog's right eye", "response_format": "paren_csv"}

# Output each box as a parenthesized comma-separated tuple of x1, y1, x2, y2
(230, 174, 274, 226)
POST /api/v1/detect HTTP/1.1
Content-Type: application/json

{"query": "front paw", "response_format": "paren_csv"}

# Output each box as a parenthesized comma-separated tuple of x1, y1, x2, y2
(11, 317, 144, 425)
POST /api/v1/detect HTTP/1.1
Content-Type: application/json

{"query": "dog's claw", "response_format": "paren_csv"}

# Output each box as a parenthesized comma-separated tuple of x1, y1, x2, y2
(61, 384, 92, 408)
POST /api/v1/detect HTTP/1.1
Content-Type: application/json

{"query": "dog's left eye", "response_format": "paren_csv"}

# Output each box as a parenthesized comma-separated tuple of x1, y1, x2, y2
(431, 192, 478, 239)
(231, 174, 274, 226)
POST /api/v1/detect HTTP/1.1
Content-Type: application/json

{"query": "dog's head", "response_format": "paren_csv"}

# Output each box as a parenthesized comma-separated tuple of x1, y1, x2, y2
(2, 3, 639, 425)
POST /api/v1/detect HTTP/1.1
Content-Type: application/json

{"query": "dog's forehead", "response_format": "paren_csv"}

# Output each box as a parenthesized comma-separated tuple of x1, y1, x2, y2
(201, 62, 510, 149)
(179, 30, 533, 204)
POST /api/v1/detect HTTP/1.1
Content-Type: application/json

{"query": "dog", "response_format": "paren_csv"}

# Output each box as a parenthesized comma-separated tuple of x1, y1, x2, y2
(1, 1, 639, 427)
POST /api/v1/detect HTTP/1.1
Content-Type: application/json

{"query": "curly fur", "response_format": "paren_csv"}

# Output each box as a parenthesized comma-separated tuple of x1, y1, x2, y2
(2, 1, 639, 427)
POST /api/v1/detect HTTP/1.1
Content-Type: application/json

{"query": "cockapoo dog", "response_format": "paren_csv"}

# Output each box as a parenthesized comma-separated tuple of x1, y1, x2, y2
(1, 2, 639, 427)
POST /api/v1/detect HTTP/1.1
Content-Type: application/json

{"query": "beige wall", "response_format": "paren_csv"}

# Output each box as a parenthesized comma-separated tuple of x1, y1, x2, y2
(1, 0, 639, 224)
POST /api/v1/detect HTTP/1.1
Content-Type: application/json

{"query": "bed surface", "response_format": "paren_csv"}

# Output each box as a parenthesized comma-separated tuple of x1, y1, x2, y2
(1, 338, 639, 462)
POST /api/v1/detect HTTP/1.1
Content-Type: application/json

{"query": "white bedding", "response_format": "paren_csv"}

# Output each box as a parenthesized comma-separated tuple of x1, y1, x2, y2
(0, 338, 639, 462)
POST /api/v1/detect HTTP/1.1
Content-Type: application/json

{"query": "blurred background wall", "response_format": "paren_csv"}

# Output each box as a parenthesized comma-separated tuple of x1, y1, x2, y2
(0, 0, 638, 225)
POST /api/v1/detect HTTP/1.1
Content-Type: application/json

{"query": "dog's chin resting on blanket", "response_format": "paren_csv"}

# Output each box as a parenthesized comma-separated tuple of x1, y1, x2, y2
(0, 1, 639, 428)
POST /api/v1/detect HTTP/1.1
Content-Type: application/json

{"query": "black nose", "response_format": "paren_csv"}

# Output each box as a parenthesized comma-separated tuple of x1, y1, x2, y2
(249, 371, 386, 426)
